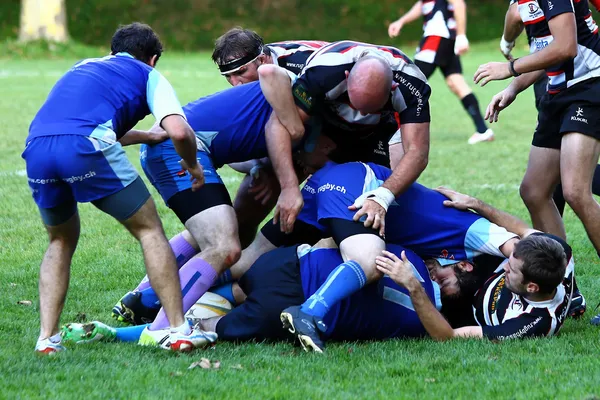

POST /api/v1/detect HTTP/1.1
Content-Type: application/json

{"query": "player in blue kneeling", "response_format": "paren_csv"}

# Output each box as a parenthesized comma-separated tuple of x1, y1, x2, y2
(23, 23, 214, 354)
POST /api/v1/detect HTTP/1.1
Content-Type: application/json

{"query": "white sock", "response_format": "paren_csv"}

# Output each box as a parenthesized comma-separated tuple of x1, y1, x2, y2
(47, 333, 61, 343)
(170, 321, 191, 335)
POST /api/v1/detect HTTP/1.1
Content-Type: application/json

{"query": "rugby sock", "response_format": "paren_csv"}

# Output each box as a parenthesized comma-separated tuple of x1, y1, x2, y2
(115, 324, 149, 342)
(461, 93, 488, 134)
(214, 270, 233, 287)
(150, 257, 219, 331)
(300, 260, 367, 319)
(134, 233, 198, 292)
(210, 283, 236, 305)
(139, 287, 161, 309)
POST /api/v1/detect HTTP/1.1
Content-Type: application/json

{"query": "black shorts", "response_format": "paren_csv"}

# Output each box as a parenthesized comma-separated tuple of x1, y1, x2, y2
(533, 78, 600, 149)
(414, 36, 462, 79)
(167, 184, 232, 224)
(533, 75, 548, 112)
(260, 218, 326, 247)
(322, 217, 379, 245)
(215, 246, 305, 342)
(322, 114, 397, 167)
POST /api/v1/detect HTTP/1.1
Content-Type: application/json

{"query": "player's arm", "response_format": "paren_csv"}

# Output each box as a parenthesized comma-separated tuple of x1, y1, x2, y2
(484, 69, 545, 123)
(448, 0, 469, 54)
(146, 70, 204, 189)
(388, 1, 423, 38)
(435, 187, 538, 248)
(475, 2, 577, 85)
(119, 129, 169, 146)
(500, 1, 523, 60)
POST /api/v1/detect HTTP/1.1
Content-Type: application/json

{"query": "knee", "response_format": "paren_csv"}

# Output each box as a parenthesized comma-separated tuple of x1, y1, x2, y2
(562, 184, 592, 211)
(220, 242, 242, 268)
(519, 179, 547, 207)
(445, 77, 459, 94)
(363, 263, 383, 282)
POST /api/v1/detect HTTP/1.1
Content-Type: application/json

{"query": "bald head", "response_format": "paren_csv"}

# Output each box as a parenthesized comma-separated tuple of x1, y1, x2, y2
(347, 56, 393, 114)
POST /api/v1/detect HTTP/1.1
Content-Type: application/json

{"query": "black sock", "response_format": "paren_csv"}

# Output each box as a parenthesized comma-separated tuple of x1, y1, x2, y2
(552, 183, 566, 217)
(461, 93, 488, 133)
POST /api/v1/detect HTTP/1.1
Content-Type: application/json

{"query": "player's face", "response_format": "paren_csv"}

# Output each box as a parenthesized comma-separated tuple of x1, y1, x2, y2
(224, 61, 261, 86)
(426, 261, 460, 298)
(503, 254, 527, 294)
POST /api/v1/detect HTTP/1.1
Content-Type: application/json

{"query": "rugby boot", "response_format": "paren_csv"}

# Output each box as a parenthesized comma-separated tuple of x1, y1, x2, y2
(567, 289, 586, 319)
(35, 337, 66, 355)
(112, 291, 159, 325)
(138, 324, 217, 352)
(61, 321, 117, 344)
(280, 305, 327, 353)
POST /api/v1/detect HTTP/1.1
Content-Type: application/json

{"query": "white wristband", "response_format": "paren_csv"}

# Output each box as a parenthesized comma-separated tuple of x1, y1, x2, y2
(454, 34, 469, 54)
(353, 187, 396, 212)
(500, 36, 515, 56)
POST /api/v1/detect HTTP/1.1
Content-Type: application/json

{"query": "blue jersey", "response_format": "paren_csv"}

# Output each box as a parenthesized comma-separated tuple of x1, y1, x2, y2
(298, 244, 442, 340)
(315, 162, 517, 263)
(184, 81, 273, 168)
(28, 53, 184, 143)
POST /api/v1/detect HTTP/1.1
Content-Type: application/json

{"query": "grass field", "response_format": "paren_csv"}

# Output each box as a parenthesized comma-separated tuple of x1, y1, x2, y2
(1, 42, 600, 399)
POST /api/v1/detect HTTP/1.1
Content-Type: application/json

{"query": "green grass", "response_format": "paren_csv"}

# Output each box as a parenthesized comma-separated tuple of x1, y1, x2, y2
(1, 43, 600, 399)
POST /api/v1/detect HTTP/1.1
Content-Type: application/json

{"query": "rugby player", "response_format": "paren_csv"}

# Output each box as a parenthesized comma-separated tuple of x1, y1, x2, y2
(498, 0, 600, 224)
(377, 188, 573, 341)
(23, 23, 214, 354)
(476, 0, 600, 323)
(258, 40, 432, 237)
(210, 28, 327, 247)
(388, 0, 494, 144)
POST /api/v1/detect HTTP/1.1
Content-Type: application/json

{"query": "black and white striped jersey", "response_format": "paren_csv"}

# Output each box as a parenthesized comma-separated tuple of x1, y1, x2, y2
(267, 40, 328, 76)
(421, 0, 457, 39)
(473, 233, 573, 340)
(291, 40, 431, 134)
(513, 0, 600, 93)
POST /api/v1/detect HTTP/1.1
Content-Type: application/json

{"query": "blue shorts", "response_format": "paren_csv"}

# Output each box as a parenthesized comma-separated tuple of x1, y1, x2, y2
(22, 135, 139, 209)
(140, 140, 224, 204)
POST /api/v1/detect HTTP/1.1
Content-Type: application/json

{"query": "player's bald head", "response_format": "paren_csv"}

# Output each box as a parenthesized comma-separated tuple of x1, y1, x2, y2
(347, 56, 393, 114)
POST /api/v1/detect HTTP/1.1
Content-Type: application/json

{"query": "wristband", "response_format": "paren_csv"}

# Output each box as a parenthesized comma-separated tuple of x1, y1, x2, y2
(509, 59, 521, 77)
(353, 187, 396, 212)
(500, 36, 515, 56)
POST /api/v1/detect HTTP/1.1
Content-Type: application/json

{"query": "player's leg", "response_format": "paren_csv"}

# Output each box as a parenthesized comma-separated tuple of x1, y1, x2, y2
(233, 171, 279, 248)
(560, 132, 600, 252)
(519, 146, 564, 238)
(149, 192, 241, 331)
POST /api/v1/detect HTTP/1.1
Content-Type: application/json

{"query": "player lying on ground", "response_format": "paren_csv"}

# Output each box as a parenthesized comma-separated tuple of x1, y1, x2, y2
(388, 0, 494, 144)
(210, 28, 327, 247)
(257, 40, 431, 236)
(477, 0, 600, 323)
(23, 22, 214, 354)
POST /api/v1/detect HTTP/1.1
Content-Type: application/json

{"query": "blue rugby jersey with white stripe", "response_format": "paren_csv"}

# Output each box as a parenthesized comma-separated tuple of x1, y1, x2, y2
(298, 244, 442, 339)
(291, 40, 431, 134)
(513, 0, 600, 93)
(28, 53, 184, 143)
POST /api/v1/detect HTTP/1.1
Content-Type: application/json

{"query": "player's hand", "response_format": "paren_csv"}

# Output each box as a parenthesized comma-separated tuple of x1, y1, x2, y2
(499, 36, 515, 61)
(248, 166, 279, 206)
(388, 20, 404, 38)
(179, 159, 205, 191)
(454, 34, 470, 56)
(375, 250, 418, 290)
(484, 88, 517, 123)
(274, 186, 303, 234)
(474, 62, 511, 86)
(349, 199, 387, 237)
(434, 186, 475, 211)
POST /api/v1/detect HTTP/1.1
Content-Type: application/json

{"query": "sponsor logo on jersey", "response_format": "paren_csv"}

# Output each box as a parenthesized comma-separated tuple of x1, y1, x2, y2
(293, 84, 314, 110)
(490, 276, 505, 312)
(303, 184, 316, 194)
(318, 182, 347, 194)
(519, 1, 545, 25)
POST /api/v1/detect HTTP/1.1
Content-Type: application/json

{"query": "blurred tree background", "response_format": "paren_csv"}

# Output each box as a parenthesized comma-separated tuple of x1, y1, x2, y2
(2, 0, 509, 50)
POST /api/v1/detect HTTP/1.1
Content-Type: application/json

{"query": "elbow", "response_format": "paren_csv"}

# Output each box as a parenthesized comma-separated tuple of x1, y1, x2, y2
(557, 42, 578, 61)
(169, 128, 192, 143)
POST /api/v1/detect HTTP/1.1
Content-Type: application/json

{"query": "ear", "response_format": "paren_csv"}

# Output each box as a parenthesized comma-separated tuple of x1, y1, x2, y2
(457, 261, 474, 273)
(257, 54, 270, 65)
(345, 70, 350, 79)
(526, 282, 540, 294)
(148, 54, 159, 68)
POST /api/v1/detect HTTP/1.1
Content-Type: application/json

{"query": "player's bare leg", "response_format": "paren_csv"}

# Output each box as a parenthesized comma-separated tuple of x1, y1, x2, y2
(150, 204, 241, 330)
(121, 198, 186, 329)
(560, 133, 600, 252)
(234, 174, 278, 248)
(229, 231, 276, 280)
(519, 146, 565, 239)
(37, 212, 80, 353)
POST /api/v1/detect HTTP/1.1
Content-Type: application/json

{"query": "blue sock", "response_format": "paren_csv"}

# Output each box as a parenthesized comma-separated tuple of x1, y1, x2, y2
(139, 287, 161, 309)
(214, 270, 233, 286)
(210, 283, 236, 305)
(115, 324, 149, 342)
(300, 260, 367, 318)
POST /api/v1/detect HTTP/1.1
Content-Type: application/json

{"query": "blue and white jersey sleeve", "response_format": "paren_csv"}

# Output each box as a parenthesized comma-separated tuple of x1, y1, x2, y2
(464, 218, 518, 259)
(146, 69, 186, 125)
